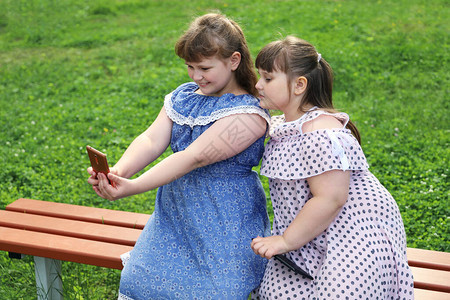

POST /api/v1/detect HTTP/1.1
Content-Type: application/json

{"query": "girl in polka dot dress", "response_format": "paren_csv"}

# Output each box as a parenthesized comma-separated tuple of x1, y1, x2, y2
(251, 36, 414, 299)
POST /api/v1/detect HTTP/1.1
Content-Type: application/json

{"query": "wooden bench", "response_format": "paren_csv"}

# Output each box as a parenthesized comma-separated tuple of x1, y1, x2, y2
(0, 198, 150, 300)
(1, 198, 449, 299)
(407, 247, 450, 299)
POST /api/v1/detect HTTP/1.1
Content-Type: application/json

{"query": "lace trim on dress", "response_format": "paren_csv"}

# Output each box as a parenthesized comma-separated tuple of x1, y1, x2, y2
(120, 251, 131, 267)
(164, 93, 271, 128)
(118, 252, 133, 299)
(118, 292, 134, 300)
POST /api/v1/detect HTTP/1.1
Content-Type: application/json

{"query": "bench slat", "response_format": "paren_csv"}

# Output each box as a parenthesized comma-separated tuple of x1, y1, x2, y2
(0, 210, 141, 246)
(411, 266, 450, 293)
(0, 226, 131, 269)
(407, 248, 450, 272)
(414, 288, 450, 300)
(6, 198, 150, 229)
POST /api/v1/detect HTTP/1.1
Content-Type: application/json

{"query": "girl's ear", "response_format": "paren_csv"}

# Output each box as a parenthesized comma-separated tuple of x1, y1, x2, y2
(230, 51, 241, 71)
(294, 76, 308, 95)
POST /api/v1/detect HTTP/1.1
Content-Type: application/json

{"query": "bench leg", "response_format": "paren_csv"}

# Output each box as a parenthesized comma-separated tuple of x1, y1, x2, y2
(34, 256, 63, 300)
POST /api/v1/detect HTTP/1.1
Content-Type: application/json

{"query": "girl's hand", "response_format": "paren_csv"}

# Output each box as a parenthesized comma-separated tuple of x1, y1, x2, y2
(86, 166, 119, 187)
(93, 172, 133, 201)
(251, 235, 290, 259)
(87, 167, 99, 186)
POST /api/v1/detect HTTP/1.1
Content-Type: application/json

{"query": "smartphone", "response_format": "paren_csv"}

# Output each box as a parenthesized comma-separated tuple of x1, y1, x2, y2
(274, 254, 314, 280)
(86, 145, 115, 187)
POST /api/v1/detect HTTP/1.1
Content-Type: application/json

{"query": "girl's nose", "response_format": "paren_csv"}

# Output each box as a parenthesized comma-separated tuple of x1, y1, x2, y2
(255, 78, 263, 90)
(193, 70, 203, 81)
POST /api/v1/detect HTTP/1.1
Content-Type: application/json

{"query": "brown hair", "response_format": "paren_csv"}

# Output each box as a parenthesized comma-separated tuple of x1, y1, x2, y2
(255, 36, 361, 143)
(175, 13, 258, 96)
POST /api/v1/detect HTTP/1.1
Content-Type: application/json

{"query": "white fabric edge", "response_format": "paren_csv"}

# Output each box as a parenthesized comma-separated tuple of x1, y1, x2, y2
(164, 92, 271, 128)
(118, 252, 133, 299)
(118, 292, 134, 300)
(120, 251, 131, 267)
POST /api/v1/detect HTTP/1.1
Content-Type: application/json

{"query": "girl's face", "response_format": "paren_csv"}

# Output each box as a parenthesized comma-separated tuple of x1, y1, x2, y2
(255, 68, 293, 112)
(186, 55, 237, 97)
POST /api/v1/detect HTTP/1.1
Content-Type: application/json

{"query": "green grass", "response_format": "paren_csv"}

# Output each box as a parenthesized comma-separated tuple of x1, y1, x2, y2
(0, 0, 448, 298)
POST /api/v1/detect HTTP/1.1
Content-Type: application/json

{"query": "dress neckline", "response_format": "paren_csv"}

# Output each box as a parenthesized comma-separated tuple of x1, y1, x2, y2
(276, 106, 319, 125)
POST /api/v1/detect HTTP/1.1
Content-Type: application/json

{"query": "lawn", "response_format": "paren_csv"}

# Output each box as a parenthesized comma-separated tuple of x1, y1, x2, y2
(0, 0, 448, 298)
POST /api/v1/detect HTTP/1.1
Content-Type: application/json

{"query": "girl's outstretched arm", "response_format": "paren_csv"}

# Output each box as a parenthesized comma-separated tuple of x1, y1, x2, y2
(112, 107, 173, 178)
(94, 113, 267, 200)
(87, 107, 172, 186)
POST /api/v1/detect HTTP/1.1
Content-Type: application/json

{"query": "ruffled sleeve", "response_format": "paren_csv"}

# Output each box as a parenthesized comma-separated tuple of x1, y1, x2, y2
(260, 129, 369, 180)
(164, 82, 270, 127)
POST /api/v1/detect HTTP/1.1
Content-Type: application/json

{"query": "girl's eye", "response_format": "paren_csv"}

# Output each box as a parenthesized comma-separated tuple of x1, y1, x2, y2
(265, 78, 271, 82)
(201, 67, 210, 71)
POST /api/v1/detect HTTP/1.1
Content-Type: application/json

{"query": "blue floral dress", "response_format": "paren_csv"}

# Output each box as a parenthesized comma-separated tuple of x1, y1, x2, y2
(118, 82, 271, 300)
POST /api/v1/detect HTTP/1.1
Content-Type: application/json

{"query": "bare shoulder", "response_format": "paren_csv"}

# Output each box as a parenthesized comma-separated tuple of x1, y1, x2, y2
(302, 114, 344, 133)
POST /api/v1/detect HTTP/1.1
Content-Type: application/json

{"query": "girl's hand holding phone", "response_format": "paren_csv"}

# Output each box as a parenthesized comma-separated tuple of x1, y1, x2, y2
(87, 166, 99, 186)
(93, 168, 149, 201)
(87, 166, 126, 201)
(87, 166, 118, 186)
(93, 171, 125, 201)
(86, 145, 126, 199)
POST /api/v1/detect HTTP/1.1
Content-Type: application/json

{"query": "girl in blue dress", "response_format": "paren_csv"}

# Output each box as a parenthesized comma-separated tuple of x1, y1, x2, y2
(88, 13, 271, 299)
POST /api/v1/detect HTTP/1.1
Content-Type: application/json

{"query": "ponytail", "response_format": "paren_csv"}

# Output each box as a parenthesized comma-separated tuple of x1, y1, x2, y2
(346, 120, 361, 145)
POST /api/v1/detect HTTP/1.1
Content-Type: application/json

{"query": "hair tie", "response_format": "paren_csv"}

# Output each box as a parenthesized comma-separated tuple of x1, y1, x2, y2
(317, 53, 322, 63)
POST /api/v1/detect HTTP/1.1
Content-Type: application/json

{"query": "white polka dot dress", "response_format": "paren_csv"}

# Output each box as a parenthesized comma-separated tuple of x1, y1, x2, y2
(252, 109, 415, 299)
